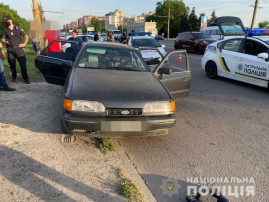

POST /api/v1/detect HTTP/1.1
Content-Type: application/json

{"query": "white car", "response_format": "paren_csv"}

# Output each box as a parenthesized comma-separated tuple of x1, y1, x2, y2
(202, 34, 269, 88)
(128, 36, 167, 62)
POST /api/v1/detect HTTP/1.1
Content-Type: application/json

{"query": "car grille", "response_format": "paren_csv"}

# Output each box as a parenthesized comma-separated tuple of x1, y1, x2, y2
(107, 109, 143, 116)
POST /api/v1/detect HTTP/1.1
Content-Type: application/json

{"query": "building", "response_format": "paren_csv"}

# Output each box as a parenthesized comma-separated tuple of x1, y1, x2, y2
(78, 17, 84, 27)
(97, 16, 105, 27)
(127, 22, 158, 36)
(71, 21, 78, 30)
(105, 9, 125, 30)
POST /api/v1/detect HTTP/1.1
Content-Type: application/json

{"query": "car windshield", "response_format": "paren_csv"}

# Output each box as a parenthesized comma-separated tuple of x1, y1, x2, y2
(132, 38, 161, 48)
(113, 31, 121, 34)
(193, 33, 212, 39)
(77, 46, 148, 72)
(220, 22, 246, 35)
(84, 36, 94, 42)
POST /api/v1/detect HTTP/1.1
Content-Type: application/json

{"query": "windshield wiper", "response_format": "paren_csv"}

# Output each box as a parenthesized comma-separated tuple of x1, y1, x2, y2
(108, 67, 142, 72)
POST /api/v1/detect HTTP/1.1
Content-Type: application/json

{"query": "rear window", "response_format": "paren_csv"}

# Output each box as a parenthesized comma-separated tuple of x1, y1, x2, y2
(193, 33, 212, 39)
(132, 38, 161, 48)
(220, 22, 246, 36)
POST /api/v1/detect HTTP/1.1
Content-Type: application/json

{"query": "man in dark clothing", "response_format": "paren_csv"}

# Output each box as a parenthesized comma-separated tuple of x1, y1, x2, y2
(94, 32, 101, 42)
(2, 16, 30, 84)
(120, 31, 127, 44)
(69, 30, 84, 55)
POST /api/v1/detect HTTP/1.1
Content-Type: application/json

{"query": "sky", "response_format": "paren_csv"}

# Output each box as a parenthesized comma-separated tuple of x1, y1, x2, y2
(1, 0, 269, 28)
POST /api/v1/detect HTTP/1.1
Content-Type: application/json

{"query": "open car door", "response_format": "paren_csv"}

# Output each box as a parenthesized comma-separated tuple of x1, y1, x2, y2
(210, 16, 247, 37)
(35, 39, 78, 86)
(153, 50, 191, 98)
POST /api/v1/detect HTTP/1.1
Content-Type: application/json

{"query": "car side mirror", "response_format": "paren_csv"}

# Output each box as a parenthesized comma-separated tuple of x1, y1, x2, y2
(257, 53, 269, 61)
(162, 44, 166, 48)
(190, 38, 195, 41)
(158, 67, 172, 75)
(63, 60, 73, 69)
(145, 58, 161, 66)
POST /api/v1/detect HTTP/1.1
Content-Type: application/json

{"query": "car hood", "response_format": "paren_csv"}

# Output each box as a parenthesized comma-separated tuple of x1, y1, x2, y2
(70, 68, 170, 108)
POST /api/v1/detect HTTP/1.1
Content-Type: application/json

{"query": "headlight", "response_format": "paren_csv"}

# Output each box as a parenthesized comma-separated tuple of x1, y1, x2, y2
(64, 99, 106, 113)
(203, 40, 209, 44)
(144, 101, 175, 115)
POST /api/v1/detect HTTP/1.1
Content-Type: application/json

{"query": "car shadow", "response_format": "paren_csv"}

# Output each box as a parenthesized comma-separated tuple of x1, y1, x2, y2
(0, 144, 124, 201)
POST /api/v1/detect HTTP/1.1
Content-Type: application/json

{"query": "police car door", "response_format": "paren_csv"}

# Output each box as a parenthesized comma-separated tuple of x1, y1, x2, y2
(235, 38, 269, 88)
(216, 38, 244, 79)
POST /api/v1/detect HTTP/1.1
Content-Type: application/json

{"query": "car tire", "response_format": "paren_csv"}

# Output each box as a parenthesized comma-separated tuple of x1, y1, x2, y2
(174, 43, 179, 50)
(205, 61, 218, 79)
(61, 121, 68, 134)
(194, 45, 202, 54)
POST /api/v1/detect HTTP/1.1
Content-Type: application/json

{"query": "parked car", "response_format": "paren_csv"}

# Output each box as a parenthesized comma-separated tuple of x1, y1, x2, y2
(202, 17, 269, 88)
(100, 33, 107, 41)
(61, 35, 94, 52)
(128, 35, 167, 60)
(155, 35, 165, 40)
(35, 41, 191, 138)
(174, 32, 217, 54)
(201, 26, 223, 40)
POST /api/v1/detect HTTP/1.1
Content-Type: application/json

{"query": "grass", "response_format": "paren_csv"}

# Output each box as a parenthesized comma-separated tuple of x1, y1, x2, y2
(117, 167, 146, 202)
(2, 39, 44, 83)
(96, 138, 116, 154)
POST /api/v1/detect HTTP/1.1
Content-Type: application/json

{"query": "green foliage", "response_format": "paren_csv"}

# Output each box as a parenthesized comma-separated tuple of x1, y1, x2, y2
(148, 1, 216, 37)
(258, 20, 269, 28)
(96, 138, 116, 154)
(0, 3, 30, 37)
(208, 9, 217, 25)
(117, 25, 127, 33)
(91, 18, 102, 33)
(117, 168, 145, 201)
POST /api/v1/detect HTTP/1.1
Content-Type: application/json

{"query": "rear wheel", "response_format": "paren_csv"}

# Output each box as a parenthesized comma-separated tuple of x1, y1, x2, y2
(205, 61, 218, 79)
(194, 45, 202, 54)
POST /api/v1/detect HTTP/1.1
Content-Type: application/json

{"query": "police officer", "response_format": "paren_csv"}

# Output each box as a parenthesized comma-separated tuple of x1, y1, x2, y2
(2, 16, 30, 84)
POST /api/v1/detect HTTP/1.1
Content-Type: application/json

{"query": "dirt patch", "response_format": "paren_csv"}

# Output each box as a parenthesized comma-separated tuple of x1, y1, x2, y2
(0, 82, 126, 201)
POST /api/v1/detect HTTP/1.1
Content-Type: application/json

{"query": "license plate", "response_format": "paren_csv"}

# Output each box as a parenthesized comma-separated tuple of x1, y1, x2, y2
(101, 121, 142, 132)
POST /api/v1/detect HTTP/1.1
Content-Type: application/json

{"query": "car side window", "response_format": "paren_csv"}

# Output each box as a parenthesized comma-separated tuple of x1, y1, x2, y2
(204, 30, 211, 35)
(186, 33, 192, 40)
(244, 39, 268, 56)
(222, 39, 243, 52)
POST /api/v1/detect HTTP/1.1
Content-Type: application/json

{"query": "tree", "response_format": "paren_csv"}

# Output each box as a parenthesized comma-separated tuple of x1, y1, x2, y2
(208, 10, 217, 26)
(258, 20, 269, 28)
(117, 25, 127, 33)
(91, 18, 102, 32)
(188, 7, 199, 31)
(179, 6, 190, 32)
(0, 3, 30, 36)
(150, 0, 187, 38)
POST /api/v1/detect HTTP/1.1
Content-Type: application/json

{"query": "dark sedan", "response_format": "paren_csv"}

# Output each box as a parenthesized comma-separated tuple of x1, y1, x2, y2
(155, 35, 165, 40)
(35, 40, 191, 138)
(174, 32, 217, 54)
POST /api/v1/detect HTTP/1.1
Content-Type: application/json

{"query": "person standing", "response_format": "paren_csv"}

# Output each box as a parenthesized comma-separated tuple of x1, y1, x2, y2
(69, 30, 84, 55)
(94, 32, 101, 42)
(0, 42, 15, 91)
(120, 31, 127, 44)
(107, 31, 114, 42)
(2, 16, 30, 84)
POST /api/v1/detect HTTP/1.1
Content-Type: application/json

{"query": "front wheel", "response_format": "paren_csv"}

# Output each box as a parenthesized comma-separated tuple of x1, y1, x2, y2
(205, 62, 218, 79)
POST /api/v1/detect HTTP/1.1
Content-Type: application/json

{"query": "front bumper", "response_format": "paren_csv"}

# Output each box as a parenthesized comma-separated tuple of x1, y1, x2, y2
(62, 112, 176, 138)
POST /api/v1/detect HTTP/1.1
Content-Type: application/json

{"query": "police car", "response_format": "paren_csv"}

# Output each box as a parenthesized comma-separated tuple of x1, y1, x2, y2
(202, 17, 269, 88)
(202, 30, 269, 88)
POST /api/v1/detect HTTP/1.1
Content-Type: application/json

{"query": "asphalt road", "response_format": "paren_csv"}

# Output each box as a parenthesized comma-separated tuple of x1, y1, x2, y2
(118, 40, 269, 201)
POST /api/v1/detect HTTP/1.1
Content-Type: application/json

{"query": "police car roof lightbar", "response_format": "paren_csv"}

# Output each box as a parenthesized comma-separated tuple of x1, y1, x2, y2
(248, 29, 269, 36)
(132, 32, 152, 36)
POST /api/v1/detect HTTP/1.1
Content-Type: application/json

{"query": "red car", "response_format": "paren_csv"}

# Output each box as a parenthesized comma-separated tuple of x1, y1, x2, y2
(174, 32, 217, 54)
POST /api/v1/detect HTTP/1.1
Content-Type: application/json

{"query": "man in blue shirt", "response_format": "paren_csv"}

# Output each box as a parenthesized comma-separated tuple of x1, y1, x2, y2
(69, 30, 84, 55)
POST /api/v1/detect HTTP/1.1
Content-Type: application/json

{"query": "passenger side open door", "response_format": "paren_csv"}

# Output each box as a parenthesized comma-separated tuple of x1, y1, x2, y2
(35, 40, 78, 86)
(153, 50, 191, 98)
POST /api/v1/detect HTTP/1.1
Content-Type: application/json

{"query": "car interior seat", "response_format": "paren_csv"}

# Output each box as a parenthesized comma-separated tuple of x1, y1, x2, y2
(85, 54, 99, 68)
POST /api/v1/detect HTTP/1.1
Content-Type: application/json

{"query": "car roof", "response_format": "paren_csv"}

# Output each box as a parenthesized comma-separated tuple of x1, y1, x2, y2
(85, 42, 136, 50)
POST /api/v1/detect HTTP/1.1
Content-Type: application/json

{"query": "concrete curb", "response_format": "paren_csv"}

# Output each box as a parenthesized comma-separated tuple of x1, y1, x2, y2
(115, 141, 156, 202)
